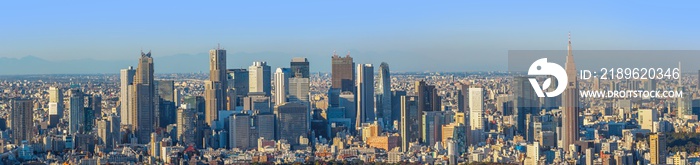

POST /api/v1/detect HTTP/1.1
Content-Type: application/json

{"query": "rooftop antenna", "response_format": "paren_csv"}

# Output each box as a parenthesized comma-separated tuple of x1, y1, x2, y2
(333, 50, 337, 57)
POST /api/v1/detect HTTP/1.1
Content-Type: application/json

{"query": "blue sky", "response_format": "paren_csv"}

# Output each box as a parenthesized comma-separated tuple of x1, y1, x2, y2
(1, 1, 698, 72)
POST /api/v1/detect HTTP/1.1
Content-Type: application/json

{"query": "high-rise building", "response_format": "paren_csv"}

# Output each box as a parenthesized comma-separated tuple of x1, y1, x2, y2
(377, 62, 392, 128)
(416, 80, 440, 113)
(513, 76, 539, 137)
(249, 61, 271, 96)
(290, 57, 310, 78)
(48, 87, 63, 127)
(274, 68, 290, 106)
(650, 133, 666, 164)
(275, 102, 308, 147)
(638, 109, 658, 131)
(457, 84, 469, 112)
(227, 69, 249, 106)
(10, 98, 33, 145)
(356, 64, 375, 128)
(400, 96, 419, 152)
(228, 113, 250, 149)
(96, 114, 120, 151)
(156, 80, 176, 128)
(205, 47, 228, 127)
(120, 66, 136, 126)
(255, 113, 276, 141)
(132, 51, 156, 144)
(243, 94, 272, 114)
(469, 88, 484, 144)
(177, 104, 197, 146)
(288, 77, 310, 103)
(339, 92, 356, 128)
(391, 91, 407, 125)
(422, 111, 445, 146)
(561, 34, 580, 150)
(68, 89, 84, 134)
(331, 52, 354, 92)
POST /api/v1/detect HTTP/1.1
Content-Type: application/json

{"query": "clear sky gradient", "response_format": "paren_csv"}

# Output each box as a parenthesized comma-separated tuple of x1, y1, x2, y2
(1, 1, 698, 72)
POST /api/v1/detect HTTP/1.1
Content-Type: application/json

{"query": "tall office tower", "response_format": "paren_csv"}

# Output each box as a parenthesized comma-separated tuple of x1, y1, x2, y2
(205, 47, 228, 127)
(48, 87, 63, 127)
(132, 51, 156, 144)
(356, 64, 375, 128)
(288, 77, 310, 103)
(391, 91, 407, 125)
(68, 89, 84, 134)
(422, 111, 445, 146)
(514, 76, 539, 137)
(331, 52, 354, 92)
(416, 80, 440, 113)
(400, 96, 419, 152)
(638, 109, 658, 131)
(339, 92, 356, 127)
(255, 113, 276, 141)
(469, 88, 484, 143)
(650, 133, 667, 164)
(376, 62, 392, 128)
(274, 68, 290, 106)
(561, 34, 580, 151)
(97, 115, 120, 151)
(177, 104, 196, 146)
(290, 57, 310, 78)
(120, 66, 136, 126)
(457, 84, 469, 112)
(227, 69, 249, 106)
(156, 80, 176, 128)
(228, 113, 250, 149)
(10, 98, 33, 145)
(275, 102, 308, 147)
(89, 95, 102, 117)
(83, 94, 100, 132)
(249, 61, 272, 96)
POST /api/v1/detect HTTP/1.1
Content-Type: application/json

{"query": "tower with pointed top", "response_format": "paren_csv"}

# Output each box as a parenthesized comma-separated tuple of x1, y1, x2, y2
(132, 51, 155, 144)
(561, 33, 579, 150)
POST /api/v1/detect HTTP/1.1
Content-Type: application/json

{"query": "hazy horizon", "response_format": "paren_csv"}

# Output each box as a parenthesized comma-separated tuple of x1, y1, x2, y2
(2, 1, 699, 74)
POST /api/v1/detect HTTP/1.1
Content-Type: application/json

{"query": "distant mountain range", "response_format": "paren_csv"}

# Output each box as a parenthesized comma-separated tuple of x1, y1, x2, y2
(0, 52, 316, 75)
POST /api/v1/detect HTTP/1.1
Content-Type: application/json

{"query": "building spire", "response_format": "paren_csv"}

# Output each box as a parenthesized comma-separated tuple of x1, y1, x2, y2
(567, 32, 574, 63)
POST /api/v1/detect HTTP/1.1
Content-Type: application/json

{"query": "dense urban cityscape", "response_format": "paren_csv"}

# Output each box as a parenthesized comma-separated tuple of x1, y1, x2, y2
(1, 35, 700, 165)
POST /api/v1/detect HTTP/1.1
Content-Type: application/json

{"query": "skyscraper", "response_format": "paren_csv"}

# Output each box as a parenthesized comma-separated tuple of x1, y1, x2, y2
(275, 102, 308, 147)
(10, 98, 33, 145)
(513, 76, 539, 137)
(177, 104, 197, 146)
(249, 61, 271, 96)
(377, 62, 392, 128)
(228, 113, 250, 149)
(205, 47, 227, 126)
(288, 77, 310, 103)
(416, 80, 440, 113)
(331, 52, 354, 92)
(650, 133, 666, 165)
(274, 68, 290, 106)
(48, 87, 63, 127)
(68, 89, 84, 134)
(561, 34, 579, 150)
(120, 66, 136, 126)
(469, 87, 484, 144)
(290, 57, 310, 78)
(132, 51, 156, 144)
(400, 96, 419, 152)
(356, 64, 375, 128)
(227, 69, 249, 106)
(156, 80, 176, 127)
